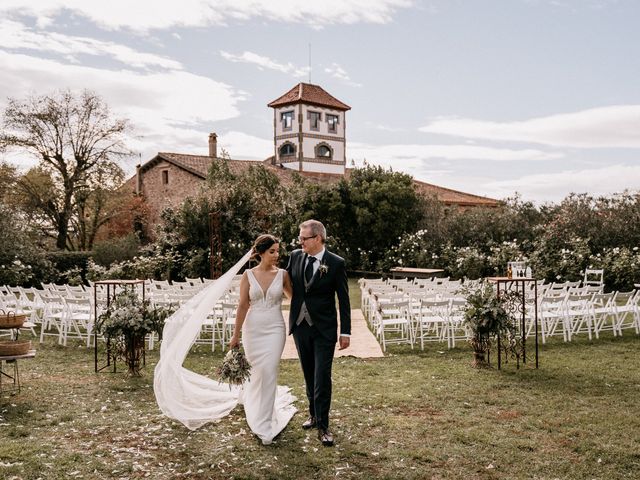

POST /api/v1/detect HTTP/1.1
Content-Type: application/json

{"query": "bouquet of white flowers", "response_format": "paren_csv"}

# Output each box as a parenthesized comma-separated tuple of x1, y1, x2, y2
(216, 347, 252, 387)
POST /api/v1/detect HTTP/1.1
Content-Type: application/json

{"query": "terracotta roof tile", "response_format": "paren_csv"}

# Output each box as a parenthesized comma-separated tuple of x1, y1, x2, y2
(135, 154, 498, 207)
(157, 153, 214, 177)
(141, 153, 268, 178)
(268, 83, 351, 111)
(413, 179, 501, 207)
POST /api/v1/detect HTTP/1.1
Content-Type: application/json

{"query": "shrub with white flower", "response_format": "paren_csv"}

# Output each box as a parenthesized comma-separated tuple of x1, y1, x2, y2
(588, 246, 640, 291)
(439, 245, 489, 279)
(87, 246, 184, 281)
(378, 229, 436, 272)
(0, 258, 34, 285)
(487, 240, 526, 276)
(529, 236, 591, 283)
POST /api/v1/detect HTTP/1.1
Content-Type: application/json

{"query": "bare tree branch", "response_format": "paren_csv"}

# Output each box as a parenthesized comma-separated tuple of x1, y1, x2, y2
(1, 89, 133, 250)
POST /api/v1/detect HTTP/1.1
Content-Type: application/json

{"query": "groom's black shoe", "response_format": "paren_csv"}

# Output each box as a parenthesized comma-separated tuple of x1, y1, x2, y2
(318, 429, 334, 447)
(302, 416, 317, 429)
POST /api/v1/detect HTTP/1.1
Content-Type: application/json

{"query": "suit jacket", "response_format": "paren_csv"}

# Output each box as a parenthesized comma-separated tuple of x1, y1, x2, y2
(286, 248, 351, 342)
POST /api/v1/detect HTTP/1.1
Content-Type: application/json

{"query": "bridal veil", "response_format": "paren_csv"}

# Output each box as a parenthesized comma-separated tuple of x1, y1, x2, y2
(153, 251, 251, 430)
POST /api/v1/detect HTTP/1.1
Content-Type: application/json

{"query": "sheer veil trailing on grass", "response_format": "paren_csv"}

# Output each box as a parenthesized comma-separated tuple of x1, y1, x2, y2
(153, 251, 251, 430)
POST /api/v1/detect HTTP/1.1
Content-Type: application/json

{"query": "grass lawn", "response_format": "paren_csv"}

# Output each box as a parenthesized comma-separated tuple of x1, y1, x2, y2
(1, 282, 639, 479)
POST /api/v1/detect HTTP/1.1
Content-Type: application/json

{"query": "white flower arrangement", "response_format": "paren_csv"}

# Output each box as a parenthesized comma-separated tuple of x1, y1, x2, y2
(98, 289, 174, 374)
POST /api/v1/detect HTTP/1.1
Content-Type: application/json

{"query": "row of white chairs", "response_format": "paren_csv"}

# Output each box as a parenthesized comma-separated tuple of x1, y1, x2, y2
(359, 278, 473, 351)
(1, 277, 244, 351)
(359, 277, 640, 351)
(536, 290, 639, 343)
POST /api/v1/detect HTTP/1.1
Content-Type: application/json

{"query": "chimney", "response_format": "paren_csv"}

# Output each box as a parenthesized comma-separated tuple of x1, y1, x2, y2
(135, 164, 142, 194)
(208, 132, 217, 158)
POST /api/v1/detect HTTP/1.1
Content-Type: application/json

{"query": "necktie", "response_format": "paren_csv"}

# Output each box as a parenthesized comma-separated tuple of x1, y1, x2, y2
(305, 256, 316, 283)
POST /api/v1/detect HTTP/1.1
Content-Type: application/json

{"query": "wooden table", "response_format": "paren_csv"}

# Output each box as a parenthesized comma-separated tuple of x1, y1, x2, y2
(0, 350, 36, 393)
(487, 277, 539, 369)
(390, 267, 445, 279)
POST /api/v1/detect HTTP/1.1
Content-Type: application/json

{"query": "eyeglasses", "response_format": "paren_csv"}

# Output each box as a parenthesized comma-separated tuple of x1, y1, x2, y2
(298, 234, 317, 243)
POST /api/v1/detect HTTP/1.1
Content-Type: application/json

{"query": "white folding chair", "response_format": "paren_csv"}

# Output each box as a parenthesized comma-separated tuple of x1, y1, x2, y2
(220, 302, 238, 348)
(613, 291, 639, 335)
(565, 293, 594, 340)
(448, 298, 469, 347)
(39, 293, 67, 343)
(539, 295, 568, 343)
(376, 300, 413, 351)
(590, 293, 617, 337)
(367, 289, 403, 327)
(583, 269, 604, 289)
(415, 299, 451, 349)
(63, 297, 94, 346)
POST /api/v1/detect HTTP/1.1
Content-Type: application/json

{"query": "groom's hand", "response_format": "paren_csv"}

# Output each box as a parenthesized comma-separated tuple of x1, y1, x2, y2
(338, 336, 350, 350)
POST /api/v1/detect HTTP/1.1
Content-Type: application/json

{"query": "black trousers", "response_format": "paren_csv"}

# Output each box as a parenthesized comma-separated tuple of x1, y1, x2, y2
(293, 322, 335, 431)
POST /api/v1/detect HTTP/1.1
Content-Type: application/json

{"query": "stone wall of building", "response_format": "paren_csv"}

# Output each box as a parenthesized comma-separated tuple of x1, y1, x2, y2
(141, 161, 205, 224)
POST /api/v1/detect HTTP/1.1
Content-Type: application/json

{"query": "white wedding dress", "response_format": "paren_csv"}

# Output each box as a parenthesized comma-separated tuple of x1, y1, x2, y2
(153, 252, 296, 444)
(240, 269, 297, 444)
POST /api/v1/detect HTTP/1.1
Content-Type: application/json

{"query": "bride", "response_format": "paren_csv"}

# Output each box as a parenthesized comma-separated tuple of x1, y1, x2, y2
(228, 234, 296, 444)
(153, 234, 296, 445)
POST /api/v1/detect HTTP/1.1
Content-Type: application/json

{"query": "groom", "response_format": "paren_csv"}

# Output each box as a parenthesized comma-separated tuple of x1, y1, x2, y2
(287, 219, 351, 447)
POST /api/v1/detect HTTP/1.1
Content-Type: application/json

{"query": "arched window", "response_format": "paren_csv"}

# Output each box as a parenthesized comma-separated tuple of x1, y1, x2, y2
(279, 143, 295, 157)
(316, 144, 332, 159)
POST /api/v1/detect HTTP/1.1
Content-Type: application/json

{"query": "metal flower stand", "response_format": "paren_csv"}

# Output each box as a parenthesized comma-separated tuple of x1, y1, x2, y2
(487, 277, 539, 369)
(93, 279, 146, 373)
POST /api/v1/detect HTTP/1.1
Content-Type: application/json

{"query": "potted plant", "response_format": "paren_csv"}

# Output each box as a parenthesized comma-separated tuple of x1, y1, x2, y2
(98, 289, 173, 376)
(461, 283, 520, 368)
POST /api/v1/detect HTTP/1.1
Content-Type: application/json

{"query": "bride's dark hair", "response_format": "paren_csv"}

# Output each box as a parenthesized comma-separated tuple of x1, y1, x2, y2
(250, 234, 279, 262)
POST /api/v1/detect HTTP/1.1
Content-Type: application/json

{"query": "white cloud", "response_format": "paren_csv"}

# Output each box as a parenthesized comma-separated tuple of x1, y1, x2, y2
(364, 121, 404, 132)
(0, 0, 413, 32)
(217, 131, 273, 159)
(324, 63, 361, 87)
(0, 50, 243, 170)
(348, 142, 562, 170)
(524, 0, 621, 10)
(420, 105, 640, 148)
(482, 164, 640, 202)
(0, 19, 182, 69)
(220, 50, 309, 78)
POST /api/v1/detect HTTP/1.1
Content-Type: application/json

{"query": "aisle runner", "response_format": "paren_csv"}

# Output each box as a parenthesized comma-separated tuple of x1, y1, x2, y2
(281, 309, 383, 359)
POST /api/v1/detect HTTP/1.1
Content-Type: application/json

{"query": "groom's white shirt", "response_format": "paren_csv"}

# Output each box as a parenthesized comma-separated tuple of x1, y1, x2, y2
(304, 247, 350, 338)
(305, 247, 325, 276)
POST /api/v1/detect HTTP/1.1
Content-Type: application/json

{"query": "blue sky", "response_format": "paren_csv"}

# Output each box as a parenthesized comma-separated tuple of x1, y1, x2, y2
(0, 0, 638, 201)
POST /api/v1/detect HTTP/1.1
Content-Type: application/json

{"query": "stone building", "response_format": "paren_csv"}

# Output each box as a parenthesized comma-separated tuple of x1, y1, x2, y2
(126, 82, 499, 228)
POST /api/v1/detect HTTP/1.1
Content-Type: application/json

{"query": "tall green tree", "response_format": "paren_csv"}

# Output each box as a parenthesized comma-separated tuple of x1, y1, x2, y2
(152, 160, 298, 278)
(71, 161, 126, 250)
(344, 166, 424, 268)
(292, 166, 424, 269)
(0, 90, 130, 250)
(0, 161, 17, 204)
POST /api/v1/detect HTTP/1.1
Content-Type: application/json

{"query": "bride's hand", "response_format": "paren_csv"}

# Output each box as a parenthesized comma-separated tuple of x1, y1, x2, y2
(228, 335, 240, 349)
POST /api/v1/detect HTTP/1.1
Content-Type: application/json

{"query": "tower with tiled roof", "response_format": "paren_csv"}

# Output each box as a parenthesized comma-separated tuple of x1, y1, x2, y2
(268, 83, 350, 175)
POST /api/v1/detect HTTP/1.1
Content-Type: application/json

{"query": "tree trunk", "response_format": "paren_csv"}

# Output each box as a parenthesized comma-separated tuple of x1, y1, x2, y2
(56, 212, 69, 250)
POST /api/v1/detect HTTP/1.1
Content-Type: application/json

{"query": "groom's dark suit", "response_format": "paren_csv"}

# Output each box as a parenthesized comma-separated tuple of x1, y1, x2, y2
(287, 248, 351, 432)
